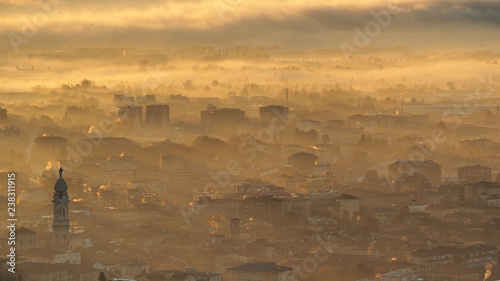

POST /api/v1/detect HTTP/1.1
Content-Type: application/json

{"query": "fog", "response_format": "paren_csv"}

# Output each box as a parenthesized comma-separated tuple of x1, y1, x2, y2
(1, 1, 500, 281)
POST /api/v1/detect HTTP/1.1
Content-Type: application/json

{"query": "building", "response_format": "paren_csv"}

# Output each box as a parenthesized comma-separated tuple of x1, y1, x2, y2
(347, 114, 428, 131)
(17, 262, 99, 281)
(463, 182, 500, 202)
(259, 105, 288, 124)
(100, 155, 138, 182)
(388, 159, 442, 185)
(32, 135, 67, 162)
(129, 178, 168, 196)
(380, 267, 419, 281)
(193, 197, 240, 218)
(365, 206, 400, 224)
(393, 173, 431, 192)
(165, 268, 221, 281)
(408, 246, 455, 271)
(456, 138, 496, 156)
(145, 104, 170, 129)
(426, 264, 480, 281)
(287, 152, 318, 175)
(230, 218, 240, 235)
(296, 120, 321, 131)
(225, 262, 295, 281)
(326, 119, 346, 129)
(457, 164, 492, 183)
(0, 106, 7, 124)
(409, 244, 497, 271)
(17, 227, 36, 251)
(136, 94, 157, 106)
(119, 105, 143, 129)
(201, 104, 247, 134)
(138, 268, 221, 281)
(201, 104, 247, 133)
(337, 194, 360, 220)
(312, 143, 340, 163)
(52, 167, 70, 252)
(454, 244, 497, 268)
(236, 182, 284, 193)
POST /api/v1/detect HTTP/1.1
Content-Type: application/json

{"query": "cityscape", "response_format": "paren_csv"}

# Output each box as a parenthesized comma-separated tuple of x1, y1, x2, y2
(0, 1, 500, 281)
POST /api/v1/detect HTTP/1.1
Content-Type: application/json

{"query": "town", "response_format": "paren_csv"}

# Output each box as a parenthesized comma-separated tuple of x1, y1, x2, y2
(0, 48, 499, 280)
(1, 0, 500, 280)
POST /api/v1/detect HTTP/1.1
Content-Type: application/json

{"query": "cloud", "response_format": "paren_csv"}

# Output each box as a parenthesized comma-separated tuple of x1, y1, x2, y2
(1, 0, 499, 49)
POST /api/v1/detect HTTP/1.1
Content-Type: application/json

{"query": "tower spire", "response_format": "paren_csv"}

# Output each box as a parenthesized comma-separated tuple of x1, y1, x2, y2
(52, 166, 70, 251)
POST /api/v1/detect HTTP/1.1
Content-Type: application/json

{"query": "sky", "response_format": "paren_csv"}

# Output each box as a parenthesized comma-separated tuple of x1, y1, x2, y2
(1, 0, 500, 49)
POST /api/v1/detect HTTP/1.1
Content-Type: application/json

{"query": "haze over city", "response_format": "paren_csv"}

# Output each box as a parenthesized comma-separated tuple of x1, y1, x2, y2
(0, 0, 500, 281)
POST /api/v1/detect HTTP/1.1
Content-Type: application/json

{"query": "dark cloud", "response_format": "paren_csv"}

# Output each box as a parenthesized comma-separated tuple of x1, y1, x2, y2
(1, 0, 499, 49)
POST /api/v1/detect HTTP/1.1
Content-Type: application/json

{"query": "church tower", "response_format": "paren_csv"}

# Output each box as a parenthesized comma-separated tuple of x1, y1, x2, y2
(52, 167, 70, 251)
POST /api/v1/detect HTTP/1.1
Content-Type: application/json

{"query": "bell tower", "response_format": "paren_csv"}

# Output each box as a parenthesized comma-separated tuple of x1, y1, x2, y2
(52, 167, 70, 251)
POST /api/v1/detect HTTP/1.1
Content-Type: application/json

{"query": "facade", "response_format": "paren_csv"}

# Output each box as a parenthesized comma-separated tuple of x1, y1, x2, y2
(225, 262, 295, 281)
(409, 246, 455, 271)
(312, 143, 340, 164)
(454, 244, 497, 268)
(138, 269, 221, 281)
(201, 104, 247, 134)
(145, 104, 170, 129)
(235, 182, 285, 195)
(388, 159, 442, 185)
(17, 262, 97, 281)
(119, 105, 143, 129)
(0, 106, 7, 124)
(457, 164, 492, 183)
(426, 264, 480, 281)
(409, 244, 497, 271)
(287, 152, 318, 175)
(17, 227, 37, 251)
(130, 178, 168, 196)
(33, 135, 67, 161)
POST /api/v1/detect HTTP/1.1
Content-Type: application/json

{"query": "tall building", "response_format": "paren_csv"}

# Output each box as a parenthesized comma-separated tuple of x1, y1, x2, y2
(201, 104, 246, 134)
(118, 105, 142, 129)
(259, 105, 288, 123)
(145, 104, 170, 129)
(457, 164, 492, 183)
(52, 167, 70, 252)
(0, 106, 7, 124)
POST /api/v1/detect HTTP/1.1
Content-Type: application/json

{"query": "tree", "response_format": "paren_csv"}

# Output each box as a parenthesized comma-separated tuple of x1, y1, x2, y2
(139, 59, 148, 71)
(99, 272, 106, 281)
(183, 80, 193, 91)
(80, 79, 93, 88)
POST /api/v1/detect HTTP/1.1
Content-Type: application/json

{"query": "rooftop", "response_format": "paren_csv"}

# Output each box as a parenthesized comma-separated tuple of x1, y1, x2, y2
(227, 262, 294, 273)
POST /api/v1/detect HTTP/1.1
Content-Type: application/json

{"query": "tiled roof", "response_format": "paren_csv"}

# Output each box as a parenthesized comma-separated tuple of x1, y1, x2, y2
(227, 262, 293, 273)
